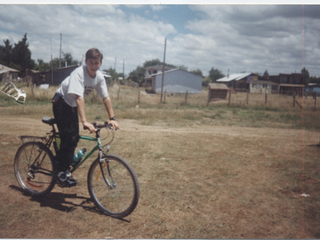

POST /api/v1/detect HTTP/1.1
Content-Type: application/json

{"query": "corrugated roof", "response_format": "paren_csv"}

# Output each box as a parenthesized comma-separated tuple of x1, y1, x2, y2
(216, 73, 252, 82)
(0, 64, 20, 73)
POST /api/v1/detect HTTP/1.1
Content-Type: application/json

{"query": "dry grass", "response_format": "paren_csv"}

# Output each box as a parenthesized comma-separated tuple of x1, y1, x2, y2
(1, 84, 320, 238)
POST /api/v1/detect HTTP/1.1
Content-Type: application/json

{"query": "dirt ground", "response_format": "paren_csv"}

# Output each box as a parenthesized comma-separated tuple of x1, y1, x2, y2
(1, 115, 320, 238)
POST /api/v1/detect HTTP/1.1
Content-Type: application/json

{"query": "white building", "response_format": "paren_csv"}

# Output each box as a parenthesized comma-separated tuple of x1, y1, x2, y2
(145, 67, 203, 94)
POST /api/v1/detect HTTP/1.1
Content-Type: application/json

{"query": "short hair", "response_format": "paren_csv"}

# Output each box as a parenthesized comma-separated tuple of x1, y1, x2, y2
(85, 48, 103, 62)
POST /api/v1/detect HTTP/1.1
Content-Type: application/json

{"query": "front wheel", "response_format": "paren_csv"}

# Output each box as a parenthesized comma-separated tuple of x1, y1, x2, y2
(14, 141, 56, 197)
(87, 154, 140, 218)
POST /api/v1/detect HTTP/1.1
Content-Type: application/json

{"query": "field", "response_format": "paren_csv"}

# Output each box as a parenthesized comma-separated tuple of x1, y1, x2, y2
(1, 84, 320, 238)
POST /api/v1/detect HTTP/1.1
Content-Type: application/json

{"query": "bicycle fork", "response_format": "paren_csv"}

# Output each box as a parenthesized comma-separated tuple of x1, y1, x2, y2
(98, 150, 117, 189)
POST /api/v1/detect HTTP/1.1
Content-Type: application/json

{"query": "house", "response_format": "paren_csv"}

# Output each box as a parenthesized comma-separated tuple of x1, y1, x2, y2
(0, 64, 20, 83)
(144, 65, 172, 88)
(269, 73, 305, 95)
(216, 72, 257, 91)
(249, 78, 278, 94)
(146, 67, 203, 94)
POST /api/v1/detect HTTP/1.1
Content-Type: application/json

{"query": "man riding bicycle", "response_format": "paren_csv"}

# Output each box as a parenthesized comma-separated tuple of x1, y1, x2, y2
(52, 48, 119, 187)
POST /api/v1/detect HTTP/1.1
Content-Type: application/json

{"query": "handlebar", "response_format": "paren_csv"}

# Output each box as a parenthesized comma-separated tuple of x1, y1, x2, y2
(83, 122, 114, 131)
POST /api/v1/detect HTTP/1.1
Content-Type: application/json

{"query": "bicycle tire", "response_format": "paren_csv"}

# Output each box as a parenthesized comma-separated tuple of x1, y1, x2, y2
(14, 141, 56, 197)
(87, 154, 140, 218)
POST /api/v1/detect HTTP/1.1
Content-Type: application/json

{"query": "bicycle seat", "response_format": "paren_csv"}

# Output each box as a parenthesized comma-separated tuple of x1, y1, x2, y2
(42, 116, 56, 125)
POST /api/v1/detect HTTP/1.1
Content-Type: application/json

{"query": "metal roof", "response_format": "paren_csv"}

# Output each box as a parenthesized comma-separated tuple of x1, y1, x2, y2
(216, 73, 252, 83)
(0, 64, 20, 73)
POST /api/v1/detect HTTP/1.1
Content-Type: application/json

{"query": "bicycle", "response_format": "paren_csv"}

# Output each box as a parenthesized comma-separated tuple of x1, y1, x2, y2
(13, 116, 140, 218)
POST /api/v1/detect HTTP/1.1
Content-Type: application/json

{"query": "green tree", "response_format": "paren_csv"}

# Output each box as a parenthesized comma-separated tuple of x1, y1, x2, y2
(301, 67, 310, 85)
(35, 59, 51, 72)
(11, 33, 35, 72)
(191, 69, 203, 77)
(0, 39, 13, 66)
(128, 66, 145, 85)
(208, 67, 225, 82)
(62, 52, 79, 67)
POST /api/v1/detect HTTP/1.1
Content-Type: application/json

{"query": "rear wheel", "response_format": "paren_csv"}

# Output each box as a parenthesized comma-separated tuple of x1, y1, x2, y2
(14, 141, 56, 197)
(87, 154, 140, 218)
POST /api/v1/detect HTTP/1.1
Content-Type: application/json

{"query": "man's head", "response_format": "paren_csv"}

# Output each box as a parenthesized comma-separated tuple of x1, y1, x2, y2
(85, 48, 103, 78)
(85, 48, 103, 62)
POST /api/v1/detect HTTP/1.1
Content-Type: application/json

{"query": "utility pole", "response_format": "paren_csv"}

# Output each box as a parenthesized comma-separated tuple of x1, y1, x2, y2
(51, 33, 53, 85)
(160, 38, 167, 103)
(59, 33, 62, 68)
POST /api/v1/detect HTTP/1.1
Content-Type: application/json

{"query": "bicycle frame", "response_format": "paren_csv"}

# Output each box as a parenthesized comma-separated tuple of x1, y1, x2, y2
(69, 134, 103, 173)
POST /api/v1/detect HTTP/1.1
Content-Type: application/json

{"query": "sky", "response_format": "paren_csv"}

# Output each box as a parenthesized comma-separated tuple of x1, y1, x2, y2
(0, 2, 320, 78)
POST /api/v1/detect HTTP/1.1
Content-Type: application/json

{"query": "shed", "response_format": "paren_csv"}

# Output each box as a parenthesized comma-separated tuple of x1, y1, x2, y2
(149, 68, 202, 94)
(207, 83, 229, 105)
(31, 65, 78, 86)
(0, 64, 20, 82)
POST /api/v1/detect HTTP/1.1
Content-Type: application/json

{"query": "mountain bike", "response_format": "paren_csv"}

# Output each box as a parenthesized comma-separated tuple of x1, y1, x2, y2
(13, 116, 140, 218)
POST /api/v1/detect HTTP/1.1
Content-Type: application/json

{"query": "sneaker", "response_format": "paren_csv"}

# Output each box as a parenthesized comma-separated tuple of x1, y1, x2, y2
(57, 170, 77, 187)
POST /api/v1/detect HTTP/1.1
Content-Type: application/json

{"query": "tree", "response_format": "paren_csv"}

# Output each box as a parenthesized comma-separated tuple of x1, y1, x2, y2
(35, 59, 50, 72)
(208, 67, 225, 82)
(11, 33, 35, 72)
(301, 67, 310, 85)
(191, 69, 203, 77)
(0, 39, 13, 66)
(128, 66, 145, 85)
(62, 52, 79, 67)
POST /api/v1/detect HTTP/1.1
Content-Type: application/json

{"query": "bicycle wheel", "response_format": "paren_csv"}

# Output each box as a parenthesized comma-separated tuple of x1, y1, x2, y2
(14, 141, 56, 197)
(87, 154, 140, 218)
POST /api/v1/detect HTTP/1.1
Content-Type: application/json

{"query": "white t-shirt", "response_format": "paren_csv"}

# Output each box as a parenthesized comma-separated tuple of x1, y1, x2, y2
(57, 65, 109, 107)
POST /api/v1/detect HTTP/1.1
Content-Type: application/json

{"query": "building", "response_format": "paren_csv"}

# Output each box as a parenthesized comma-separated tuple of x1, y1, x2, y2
(146, 67, 203, 94)
(269, 73, 305, 95)
(144, 65, 172, 88)
(31, 65, 79, 86)
(0, 64, 20, 83)
(216, 72, 257, 91)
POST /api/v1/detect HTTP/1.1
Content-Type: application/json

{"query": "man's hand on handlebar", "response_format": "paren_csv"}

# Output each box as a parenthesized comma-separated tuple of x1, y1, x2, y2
(83, 121, 96, 133)
(109, 120, 120, 130)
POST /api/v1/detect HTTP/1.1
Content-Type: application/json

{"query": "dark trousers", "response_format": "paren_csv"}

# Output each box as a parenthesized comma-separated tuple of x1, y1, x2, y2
(52, 93, 79, 171)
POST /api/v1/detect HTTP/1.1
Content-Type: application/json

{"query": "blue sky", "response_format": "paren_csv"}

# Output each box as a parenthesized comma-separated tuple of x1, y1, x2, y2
(0, 3, 319, 78)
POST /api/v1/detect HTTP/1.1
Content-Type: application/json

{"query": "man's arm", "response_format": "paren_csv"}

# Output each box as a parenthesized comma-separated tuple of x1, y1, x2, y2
(76, 96, 96, 133)
(103, 96, 119, 129)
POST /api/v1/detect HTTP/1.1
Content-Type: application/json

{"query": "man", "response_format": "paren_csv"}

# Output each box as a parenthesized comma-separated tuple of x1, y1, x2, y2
(52, 48, 119, 187)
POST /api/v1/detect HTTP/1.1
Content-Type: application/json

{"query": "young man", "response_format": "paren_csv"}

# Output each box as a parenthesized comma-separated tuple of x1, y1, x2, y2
(52, 48, 119, 187)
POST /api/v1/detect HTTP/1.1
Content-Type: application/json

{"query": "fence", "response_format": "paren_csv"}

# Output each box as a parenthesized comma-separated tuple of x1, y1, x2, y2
(112, 86, 318, 111)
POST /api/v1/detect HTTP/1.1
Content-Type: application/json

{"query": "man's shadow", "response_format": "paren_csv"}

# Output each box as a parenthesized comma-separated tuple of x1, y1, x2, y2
(9, 185, 101, 214)
(9, 185, 131, 221)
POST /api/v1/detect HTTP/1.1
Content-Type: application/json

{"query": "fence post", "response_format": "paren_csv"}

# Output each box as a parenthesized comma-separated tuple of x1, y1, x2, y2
(293, 94, 295, 107)
(247, 90, 249, 104)
(228, 91, 231, 106)
(138, 88, 140, 103)
(314, 94, 317, 110)
(265, 89, 267, 104)
(117, 87, 120, 100)
(185, 90, 188, 103)
(164, 89, 167, 103)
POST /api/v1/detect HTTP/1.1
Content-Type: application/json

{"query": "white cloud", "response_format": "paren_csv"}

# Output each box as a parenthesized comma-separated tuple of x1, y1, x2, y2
(0, 4, 320, 77)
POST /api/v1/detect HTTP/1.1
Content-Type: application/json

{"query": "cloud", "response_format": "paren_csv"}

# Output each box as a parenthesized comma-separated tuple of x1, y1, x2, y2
(0, 4, 319, 77)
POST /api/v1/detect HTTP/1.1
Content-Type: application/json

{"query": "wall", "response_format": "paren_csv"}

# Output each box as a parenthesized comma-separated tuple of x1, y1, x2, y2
(153, 69, 202, 94)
